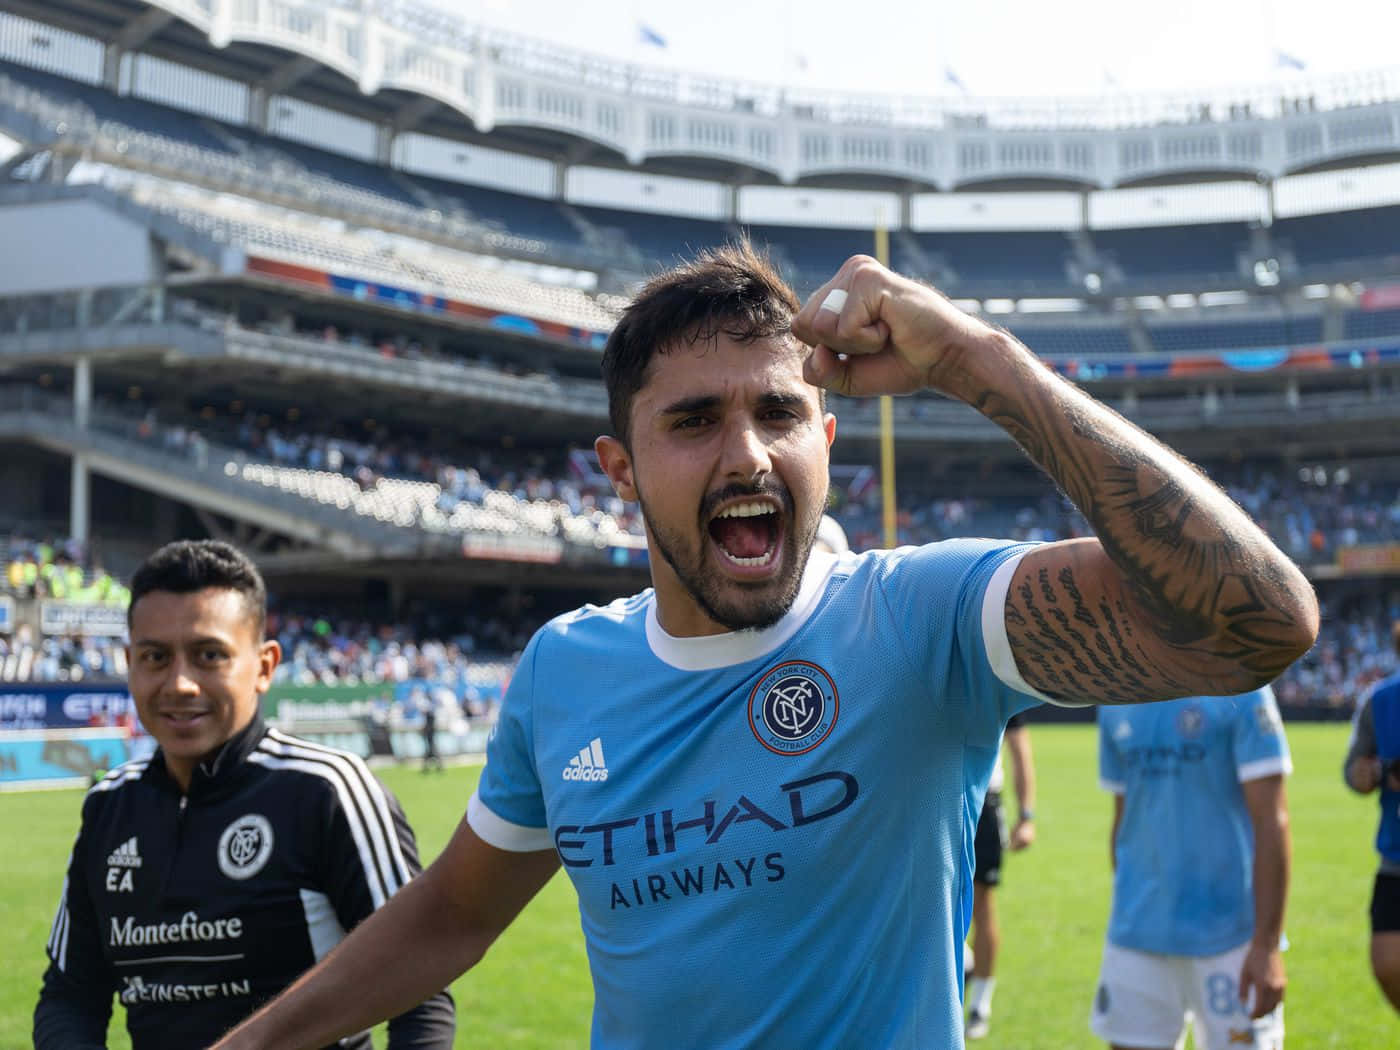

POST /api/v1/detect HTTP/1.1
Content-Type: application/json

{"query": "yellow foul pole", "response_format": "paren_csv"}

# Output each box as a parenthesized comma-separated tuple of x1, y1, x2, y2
(874, 220, 896, 549)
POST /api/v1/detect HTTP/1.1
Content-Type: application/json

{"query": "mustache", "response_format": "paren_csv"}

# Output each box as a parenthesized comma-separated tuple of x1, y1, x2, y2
(699, 480, 793, 522)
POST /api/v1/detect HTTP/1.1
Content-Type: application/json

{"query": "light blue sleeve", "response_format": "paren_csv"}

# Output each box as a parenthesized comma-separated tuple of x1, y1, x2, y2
(1098, 710, 1125, 793)
(880, 539, 1045, 750)
(1231, 685, 1292, 782)
(468, 631, 552, 851)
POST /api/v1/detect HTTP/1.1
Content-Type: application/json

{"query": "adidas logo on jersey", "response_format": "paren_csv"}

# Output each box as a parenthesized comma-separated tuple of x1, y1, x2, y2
(106, 836, 142, 868)
(563, 738, 609, 782)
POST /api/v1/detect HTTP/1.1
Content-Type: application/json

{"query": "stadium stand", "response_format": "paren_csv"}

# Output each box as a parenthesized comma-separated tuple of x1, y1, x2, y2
(1343, 306, 1400, 342)
(1144, 314, 1325, 353)
(0, 2, 1398, 725)
(909, 230, 1075, 286)
(1273, 205, 1400, 269)
(1092, 222, 1249, 282)
(574, 203, 734, 269)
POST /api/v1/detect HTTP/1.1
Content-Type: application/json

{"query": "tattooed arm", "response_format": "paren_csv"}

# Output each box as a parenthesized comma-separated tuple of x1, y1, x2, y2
(793, 256, 1319, 704)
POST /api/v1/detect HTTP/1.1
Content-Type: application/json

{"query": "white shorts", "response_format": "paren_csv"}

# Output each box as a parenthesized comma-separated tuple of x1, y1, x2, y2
(1089, 940, 1285, 1050)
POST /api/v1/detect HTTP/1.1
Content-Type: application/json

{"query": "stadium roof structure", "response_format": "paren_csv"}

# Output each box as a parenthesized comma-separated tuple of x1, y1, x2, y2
(14, 0, 1400, 190)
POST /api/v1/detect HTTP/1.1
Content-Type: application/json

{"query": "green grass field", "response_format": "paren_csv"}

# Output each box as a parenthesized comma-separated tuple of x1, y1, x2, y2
(3, 723, 1395, 1047)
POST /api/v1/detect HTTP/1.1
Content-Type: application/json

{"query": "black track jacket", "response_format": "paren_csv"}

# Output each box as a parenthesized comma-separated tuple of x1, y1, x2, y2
(34, 714, 455, 1049)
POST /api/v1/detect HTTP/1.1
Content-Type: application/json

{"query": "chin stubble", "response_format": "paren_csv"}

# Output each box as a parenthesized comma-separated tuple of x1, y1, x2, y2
(637, 482, 818, 632)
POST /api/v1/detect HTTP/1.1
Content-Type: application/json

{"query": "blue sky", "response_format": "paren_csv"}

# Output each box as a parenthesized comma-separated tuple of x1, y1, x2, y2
(459, 0, 1399, 97)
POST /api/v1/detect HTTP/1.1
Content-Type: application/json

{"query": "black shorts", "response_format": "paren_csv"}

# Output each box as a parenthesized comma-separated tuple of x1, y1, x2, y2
(973, 792, 1006, 887)
(1372, 871, 1400, 933)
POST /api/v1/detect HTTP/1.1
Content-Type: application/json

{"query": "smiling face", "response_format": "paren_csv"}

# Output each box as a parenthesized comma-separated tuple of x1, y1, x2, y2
(597, 333, 835, 637)
(126, 587, 280, 791)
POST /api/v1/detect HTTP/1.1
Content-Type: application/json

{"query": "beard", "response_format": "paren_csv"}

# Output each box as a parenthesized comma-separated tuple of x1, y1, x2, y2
(636, 477, 823, 633)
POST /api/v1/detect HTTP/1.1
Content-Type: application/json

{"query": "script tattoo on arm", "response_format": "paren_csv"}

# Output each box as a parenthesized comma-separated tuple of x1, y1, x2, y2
(974, 364, 1315, 701)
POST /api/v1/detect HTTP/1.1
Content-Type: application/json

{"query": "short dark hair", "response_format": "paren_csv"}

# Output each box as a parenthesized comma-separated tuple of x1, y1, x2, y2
(601, 240, 802, 447)
(128, 540, 267, 638)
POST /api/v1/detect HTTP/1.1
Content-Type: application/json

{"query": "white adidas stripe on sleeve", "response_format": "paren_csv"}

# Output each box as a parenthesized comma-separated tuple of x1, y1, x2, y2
(250, 739, 413, 910)
(47, 875, 70, 972)
(263, 730, 414, 885)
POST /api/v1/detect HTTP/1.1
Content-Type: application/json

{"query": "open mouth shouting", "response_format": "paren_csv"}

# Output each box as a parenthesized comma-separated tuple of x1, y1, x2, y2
(707, 496, 785, 576)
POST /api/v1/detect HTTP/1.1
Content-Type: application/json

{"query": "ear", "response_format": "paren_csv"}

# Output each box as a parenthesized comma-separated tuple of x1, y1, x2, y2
(255, 640, 282, 695)
(823, 412, 836, 449)
(595, 435, 637, 502)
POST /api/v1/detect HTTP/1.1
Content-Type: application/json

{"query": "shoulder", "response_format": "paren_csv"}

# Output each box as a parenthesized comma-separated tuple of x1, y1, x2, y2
(1374, 671, 1400, 704)
(85, 756, 153, 801)
(528, 590, 651, 657)
(249, 729, 393, 804)
(1228, 684, 1283, 722)
(542, 591, 650, 633)
(865, 538, 1027, 574)
(859, 539, 1034, 601)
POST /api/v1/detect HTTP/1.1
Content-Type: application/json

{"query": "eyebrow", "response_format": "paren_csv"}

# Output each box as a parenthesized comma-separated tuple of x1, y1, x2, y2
(131, 636, 231, 649)
(657, 391, 810, 416)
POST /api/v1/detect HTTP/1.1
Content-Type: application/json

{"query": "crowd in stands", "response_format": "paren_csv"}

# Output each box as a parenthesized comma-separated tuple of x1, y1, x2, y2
(2, 451, 1398, 710)
(2, 535, 129, 604)
(108, 392, 1400, 569)
(0, 625, 125, 683)
(269, 605, 526, 703)
(120, 399, 649, 545)
(831, 463, 1400, 567)
(1273, 587, 1400, 714)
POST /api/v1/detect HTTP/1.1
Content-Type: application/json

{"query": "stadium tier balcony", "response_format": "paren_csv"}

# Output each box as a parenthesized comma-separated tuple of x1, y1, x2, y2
(1006, 322, 1134, 358)
(1091, 223, 1250, 282)
(1343, 306, 1400, 342)
(909, 231, 1075, 288)
(1274, 206, 1400, 270)
(409, 173, 589, 253)
(1144, 314, 1324, 353)
(108, 178, 622, 332)
(0, 60, 231, 154)
(573, 204, 735, 269)
(745, 224, 883, 291)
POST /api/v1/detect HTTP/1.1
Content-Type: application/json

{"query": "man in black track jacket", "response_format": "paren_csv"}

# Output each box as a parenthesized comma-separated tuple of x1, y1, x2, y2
(34, 539, 455, 1050)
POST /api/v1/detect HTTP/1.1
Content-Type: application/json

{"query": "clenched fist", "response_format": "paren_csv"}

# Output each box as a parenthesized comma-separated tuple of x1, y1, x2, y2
(791, 255, 1002, 400)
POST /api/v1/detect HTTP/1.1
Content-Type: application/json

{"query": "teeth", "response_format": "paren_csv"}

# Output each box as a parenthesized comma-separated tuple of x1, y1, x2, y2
(727, 551, 775, 567)
(717, 501, 776, 519)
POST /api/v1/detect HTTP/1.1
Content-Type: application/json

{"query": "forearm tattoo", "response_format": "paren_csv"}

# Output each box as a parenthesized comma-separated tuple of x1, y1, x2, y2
(977, 375, 1311, 700)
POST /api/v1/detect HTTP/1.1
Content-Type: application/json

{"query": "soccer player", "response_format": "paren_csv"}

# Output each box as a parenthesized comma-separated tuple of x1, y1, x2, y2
(1091, 686, 1292, 1050)
(33, 540, 455, 1050)
(965, 711, 1036, 1039)
(419, 690, 444, 773)
(213, 246, 1317, 1050)
(1342, 619, 1400, 1013)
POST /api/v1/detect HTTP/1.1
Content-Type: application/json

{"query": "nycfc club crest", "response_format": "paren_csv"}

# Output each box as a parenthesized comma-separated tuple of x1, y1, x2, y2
(217, 814, 274, 880)
(748, 660, 838, 756)
(1176, 703, 1205, 739)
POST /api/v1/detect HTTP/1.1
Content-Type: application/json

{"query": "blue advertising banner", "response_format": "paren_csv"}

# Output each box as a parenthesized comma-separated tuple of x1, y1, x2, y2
(0, 683, 134, 731)
(0, 728, 130, 788)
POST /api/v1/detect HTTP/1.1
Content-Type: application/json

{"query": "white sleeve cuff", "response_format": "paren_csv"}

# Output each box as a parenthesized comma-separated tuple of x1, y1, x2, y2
(1237, 755, 1293, 783)
(1099, 778, 1126, 794)
(467, 791, 554, 852)
(981, 550, 1088, 708)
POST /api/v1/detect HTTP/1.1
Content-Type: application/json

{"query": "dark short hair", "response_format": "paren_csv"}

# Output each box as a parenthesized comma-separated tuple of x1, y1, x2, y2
(128, 540, 267, 638)
(601, 239, 802, 446)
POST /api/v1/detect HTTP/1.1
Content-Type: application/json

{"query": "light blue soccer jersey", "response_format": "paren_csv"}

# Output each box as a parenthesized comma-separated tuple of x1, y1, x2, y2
(470, 540, 1048, 1049)
(1098, 687, 1291, 957)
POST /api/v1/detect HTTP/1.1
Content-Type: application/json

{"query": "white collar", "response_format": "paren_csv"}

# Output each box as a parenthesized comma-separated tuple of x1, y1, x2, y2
(644, 551, 839, 671)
